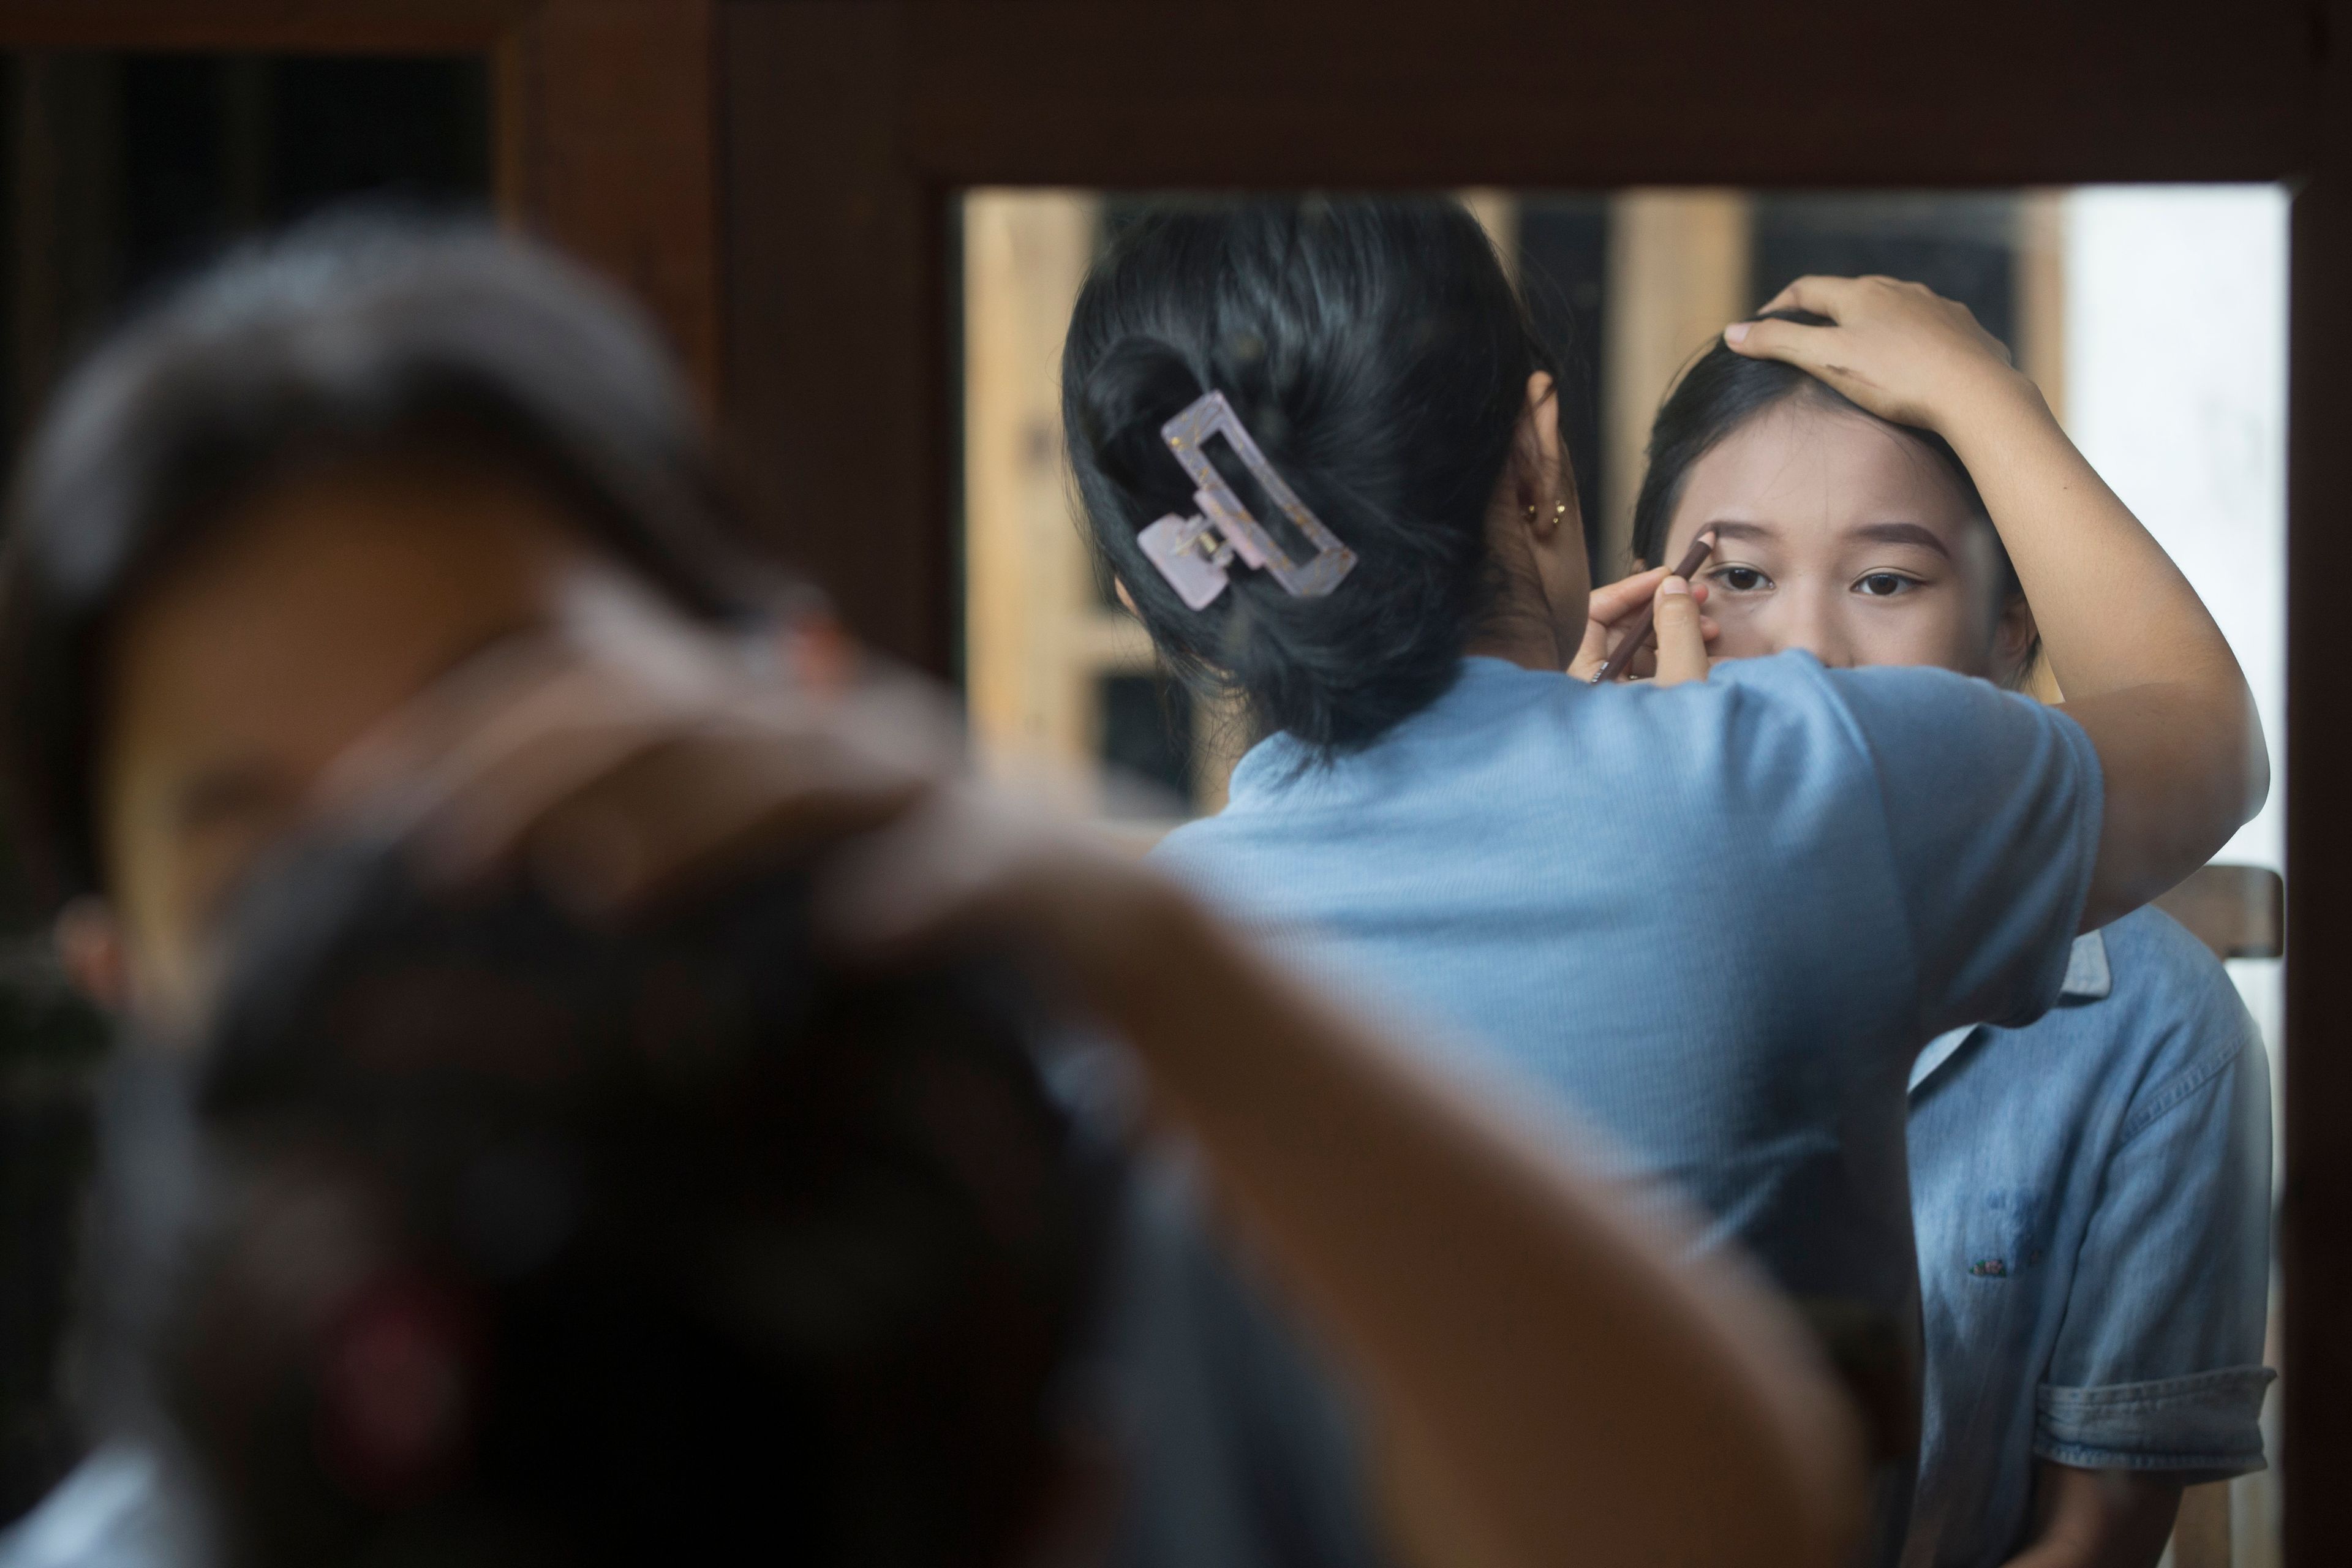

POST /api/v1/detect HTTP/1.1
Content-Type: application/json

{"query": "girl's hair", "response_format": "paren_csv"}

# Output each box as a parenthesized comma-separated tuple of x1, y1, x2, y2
(1628, 309, 2022, 613)
(0, 212, 790, 910)
(1062, 198, 1560, 752)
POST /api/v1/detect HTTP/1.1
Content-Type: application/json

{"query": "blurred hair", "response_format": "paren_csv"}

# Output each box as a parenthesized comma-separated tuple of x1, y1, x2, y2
(1627, 309, 2022, 616)
(1062, 197, 1561, 753)
(125, 831, 1113, 1567)
(0, 212, 789, 911)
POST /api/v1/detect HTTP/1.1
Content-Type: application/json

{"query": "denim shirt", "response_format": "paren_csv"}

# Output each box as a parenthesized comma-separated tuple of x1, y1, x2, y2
(1903, 908, 2274, 1568)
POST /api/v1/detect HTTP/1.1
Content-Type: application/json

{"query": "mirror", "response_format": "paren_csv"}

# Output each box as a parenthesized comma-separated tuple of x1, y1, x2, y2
(958, 183, 2288, 1566)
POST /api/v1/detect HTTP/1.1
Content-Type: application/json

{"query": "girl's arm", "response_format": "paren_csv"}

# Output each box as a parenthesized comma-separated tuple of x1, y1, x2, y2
(2003, 1463, 2182, 1568)
(1728, 280, 2266, 930)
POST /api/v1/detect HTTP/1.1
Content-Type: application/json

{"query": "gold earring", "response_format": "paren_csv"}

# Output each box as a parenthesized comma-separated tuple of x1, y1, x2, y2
(1554, 501, 1570, 524)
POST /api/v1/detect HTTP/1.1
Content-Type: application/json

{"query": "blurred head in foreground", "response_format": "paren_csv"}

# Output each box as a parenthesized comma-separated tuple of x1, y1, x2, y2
(132, 830, 1110, 1567)
(0, 214, 789, 1033)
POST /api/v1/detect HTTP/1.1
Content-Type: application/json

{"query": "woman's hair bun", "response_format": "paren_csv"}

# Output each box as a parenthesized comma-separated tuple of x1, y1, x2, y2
(1072, 335, 1205, 503)
(1061, 200, 1553, 755)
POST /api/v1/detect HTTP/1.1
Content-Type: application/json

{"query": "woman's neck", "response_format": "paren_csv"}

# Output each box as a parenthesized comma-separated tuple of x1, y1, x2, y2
(1463, 588, 1570, 672)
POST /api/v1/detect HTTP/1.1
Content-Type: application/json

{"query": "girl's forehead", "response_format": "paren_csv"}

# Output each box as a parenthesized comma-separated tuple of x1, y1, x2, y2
(1673, 399, 1980, 539)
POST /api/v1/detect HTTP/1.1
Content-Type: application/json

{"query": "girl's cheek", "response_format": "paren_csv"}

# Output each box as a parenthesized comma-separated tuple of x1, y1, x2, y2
(1705, 606, 1784, 661)
(1852, 601, 1974, 672)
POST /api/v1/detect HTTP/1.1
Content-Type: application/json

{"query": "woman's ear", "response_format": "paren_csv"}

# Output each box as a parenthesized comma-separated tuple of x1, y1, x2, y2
(55, 897, 130, 1012)
(1513, 372, 1569, 536)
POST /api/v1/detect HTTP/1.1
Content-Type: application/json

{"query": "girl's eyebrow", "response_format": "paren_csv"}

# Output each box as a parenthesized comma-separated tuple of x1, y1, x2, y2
(1848, 521, 1952, 558)
(1702, 520, 1776, 543)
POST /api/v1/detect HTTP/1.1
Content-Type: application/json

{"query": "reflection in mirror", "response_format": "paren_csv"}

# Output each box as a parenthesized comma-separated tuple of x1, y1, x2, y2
(959, 185, 2286, 1568)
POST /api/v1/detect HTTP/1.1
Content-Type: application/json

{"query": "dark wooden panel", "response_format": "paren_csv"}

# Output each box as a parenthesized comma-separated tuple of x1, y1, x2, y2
(720, 1, 949, 670)
(894, 0, 2316, 187)
(2283, 7, 2352, 1553)
(0, 0, 530, 51)
(496, 0, 722, 409)
(0, 2, 726, 412)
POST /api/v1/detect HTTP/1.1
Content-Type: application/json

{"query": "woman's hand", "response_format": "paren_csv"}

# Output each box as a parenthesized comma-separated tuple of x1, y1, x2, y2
(1569, 564, 1718, 687)
(1725, 275, 2035, 435)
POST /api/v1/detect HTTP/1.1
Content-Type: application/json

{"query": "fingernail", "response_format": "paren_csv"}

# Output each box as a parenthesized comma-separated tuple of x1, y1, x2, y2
(1660, 576, 1692, 598)
(1724, 322, 1751, 345)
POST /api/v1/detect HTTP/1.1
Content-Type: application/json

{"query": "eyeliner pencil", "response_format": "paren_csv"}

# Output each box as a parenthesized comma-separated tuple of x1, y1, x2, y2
(1593, 532, 1716, 684)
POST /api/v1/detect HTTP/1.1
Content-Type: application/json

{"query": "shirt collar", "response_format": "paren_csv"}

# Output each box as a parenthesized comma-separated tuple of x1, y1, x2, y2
(1907, 930, 2111, 1095)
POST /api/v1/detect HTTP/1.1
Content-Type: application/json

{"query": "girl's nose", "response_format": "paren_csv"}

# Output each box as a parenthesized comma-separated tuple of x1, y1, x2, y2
(1777, 591, 1858, 669)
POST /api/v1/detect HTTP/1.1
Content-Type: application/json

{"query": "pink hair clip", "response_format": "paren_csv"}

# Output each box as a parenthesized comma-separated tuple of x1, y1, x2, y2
(1136, 391, 1358, 610)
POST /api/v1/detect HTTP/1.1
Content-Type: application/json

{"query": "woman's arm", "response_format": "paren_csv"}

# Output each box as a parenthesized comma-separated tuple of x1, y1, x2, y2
(2005, 1463, 2182, 1568)
(331, 633, 1863, 1568)
(1728, 280, 2266, 929)
(826, 787, 1864, 1568)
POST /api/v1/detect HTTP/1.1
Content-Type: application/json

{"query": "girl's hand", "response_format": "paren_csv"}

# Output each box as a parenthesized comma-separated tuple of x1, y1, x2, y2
(1724, 275, 2034, 435)
(1569, 565, 1718, 686)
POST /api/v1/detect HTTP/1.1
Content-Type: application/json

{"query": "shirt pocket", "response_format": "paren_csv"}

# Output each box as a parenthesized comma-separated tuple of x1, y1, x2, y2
(1961, 1186, 2051, 1283)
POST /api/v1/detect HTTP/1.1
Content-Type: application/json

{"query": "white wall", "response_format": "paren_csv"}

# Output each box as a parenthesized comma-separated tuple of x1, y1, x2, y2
(2063, 185, 2289, 1046)
(2065, 189, 2290, 1560)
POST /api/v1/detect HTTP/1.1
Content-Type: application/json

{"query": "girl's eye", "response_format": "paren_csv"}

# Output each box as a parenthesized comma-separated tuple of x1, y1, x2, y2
(1715, 566, 1770, 592)
(1855, 572, 1916, 598)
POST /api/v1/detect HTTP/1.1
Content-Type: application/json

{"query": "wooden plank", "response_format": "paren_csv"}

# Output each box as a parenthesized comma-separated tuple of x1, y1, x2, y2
(2013, 191, 2070, 428)
(0, 0, 529, 51)
(496, 0, 721, 412)
(962, 189, 1101, 776)
(1599, 190, 1749, 574)
(719, 1, 947, 671)
(890, 1, 2315, 187)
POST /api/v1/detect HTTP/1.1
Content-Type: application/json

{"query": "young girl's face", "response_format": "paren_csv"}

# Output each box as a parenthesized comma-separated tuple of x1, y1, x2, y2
(1656, 396, 2029, 680)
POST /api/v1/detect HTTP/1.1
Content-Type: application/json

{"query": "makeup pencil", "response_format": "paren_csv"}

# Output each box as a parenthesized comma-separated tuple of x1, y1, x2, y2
(1593, 531, 1716, 684)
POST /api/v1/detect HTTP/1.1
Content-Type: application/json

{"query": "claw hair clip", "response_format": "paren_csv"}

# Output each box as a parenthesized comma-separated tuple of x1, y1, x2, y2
(1136, 391, 1358, 610)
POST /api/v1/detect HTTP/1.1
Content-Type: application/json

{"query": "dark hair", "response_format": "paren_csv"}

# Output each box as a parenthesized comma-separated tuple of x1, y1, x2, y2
(132, 831, 1113, 1567)
(1063, 198, 1559, 752)
(0, 213, 789, 910)
(1628, 309, 2022, 609)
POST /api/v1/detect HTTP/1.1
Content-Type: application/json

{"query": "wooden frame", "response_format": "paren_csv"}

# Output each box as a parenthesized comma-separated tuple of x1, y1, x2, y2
(718, 18, 2345, 1559)
(0, 1, 2340, 1559)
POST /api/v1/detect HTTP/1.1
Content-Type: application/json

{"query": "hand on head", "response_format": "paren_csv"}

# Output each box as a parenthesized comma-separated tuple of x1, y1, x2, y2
(1723, 275, 2024, 434)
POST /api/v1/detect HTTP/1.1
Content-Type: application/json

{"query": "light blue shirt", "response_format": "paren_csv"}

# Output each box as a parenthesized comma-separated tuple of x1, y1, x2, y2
(1158, 652, 2103, 1367)
(1903, 910, 2274, 1568)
